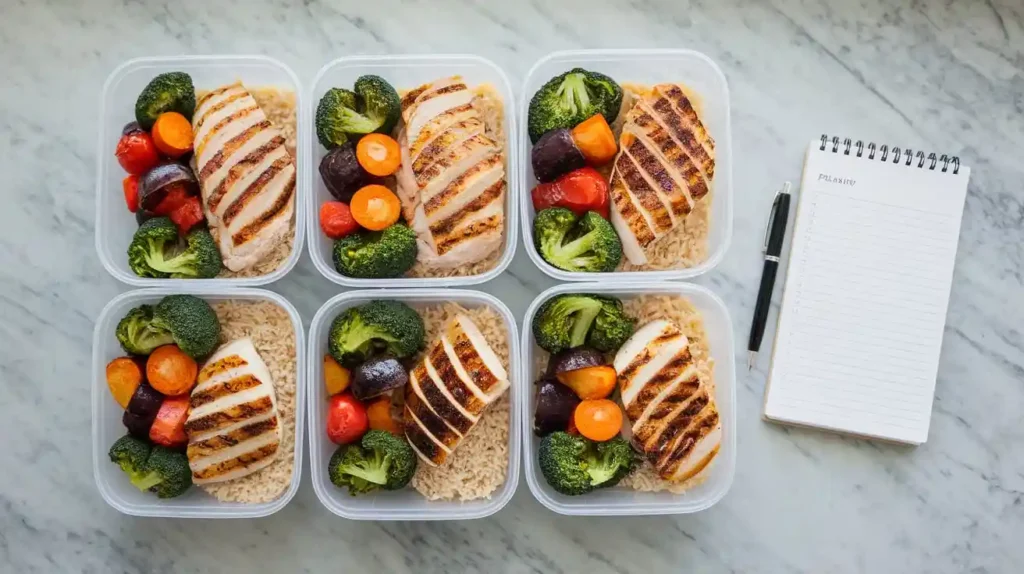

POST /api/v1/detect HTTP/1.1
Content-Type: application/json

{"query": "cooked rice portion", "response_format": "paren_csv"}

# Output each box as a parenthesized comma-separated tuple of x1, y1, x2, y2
(407, 303, 510, 500)
(604, 83, 712, 272)
(211, 86, 297, 279)
(198, 300, 297, 503)
(404, 84, 507, 279)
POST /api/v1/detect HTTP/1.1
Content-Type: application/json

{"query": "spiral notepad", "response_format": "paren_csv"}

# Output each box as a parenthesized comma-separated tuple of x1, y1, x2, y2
(763, 136, 971, 444)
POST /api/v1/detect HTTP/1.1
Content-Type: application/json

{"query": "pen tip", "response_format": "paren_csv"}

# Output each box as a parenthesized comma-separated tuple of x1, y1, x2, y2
(747, 351, 756, 372)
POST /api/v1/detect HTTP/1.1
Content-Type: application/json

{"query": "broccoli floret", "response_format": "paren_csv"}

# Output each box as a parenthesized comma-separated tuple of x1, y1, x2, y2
(135, 72, 196, 130)
(528, 68, 623, 143)
(131, 446, 193, 499)
(116, 304, 175, 356)
(327, 430, 418, 495)
(586, 295, 635, 352)
(333, 223, 417, 279)
(127, 218, 221, 279)
(315, 75, 400, 148)
(534, 208, 622, 273)
(532, 294, 603, 354)
(539, 432, 639, 496)
(108, 434, 153, 482)
(151, 294, 221, 359)
(328, 300, 425, 366)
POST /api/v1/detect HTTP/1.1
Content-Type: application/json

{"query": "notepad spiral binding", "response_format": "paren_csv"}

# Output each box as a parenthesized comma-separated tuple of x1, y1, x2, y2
(819, 134, 960, 174)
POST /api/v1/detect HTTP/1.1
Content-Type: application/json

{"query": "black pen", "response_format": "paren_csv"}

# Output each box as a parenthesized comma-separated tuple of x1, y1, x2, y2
(747, 182, 791, 371)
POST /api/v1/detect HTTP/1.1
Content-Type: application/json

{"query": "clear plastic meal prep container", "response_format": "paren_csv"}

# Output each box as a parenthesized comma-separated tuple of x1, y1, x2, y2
(92, 288, 305, 518)
(96, 55, 308, 287)
(308, 289, 521, 520)
(521, 282, 736, 516)
(307, 54, 519, 287)
(519, 49, 733, 282)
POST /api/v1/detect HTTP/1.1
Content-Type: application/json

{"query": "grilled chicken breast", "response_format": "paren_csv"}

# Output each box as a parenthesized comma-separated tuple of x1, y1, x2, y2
(403, 314, 509, 466)
(192, 82, 295, 272)
(614, 320, 720, 482)
(185, 338, 281, 484)
(609, 84, 715, 265)
(395, 76, 505, 269)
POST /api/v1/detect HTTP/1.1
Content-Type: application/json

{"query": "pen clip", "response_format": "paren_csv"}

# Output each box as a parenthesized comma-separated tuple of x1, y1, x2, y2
(762, 190, 782, 254)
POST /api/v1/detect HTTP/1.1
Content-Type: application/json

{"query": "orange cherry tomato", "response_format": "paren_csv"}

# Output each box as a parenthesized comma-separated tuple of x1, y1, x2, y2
(573, 399, 623, 442)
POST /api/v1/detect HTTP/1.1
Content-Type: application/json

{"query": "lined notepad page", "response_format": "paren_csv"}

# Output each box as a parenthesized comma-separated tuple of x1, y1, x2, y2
(764, 143, 970, 444)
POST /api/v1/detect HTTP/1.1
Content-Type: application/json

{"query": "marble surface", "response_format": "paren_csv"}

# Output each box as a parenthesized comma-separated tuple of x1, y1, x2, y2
(2, 0, 1022, 572)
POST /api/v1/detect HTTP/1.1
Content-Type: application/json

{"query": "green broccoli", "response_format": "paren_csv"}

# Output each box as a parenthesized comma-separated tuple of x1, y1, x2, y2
(127, 218, 222, 279)
(151, 294, 221, 359)
(531, 293, 634, 354)
(108, 434, 153, 482)
(538, 432, 639, 496)
(333, 223, 417, 279)
(130, 445, 193, 499)
(135, 72, 196, 130)
(534, 208, 622, 273)
(528, 68, 623, 143)
(327, 430, 418, 495)
(328, 300, 425, 366)
(115, 295, 220, 359)
(315, 75, 401, 148)
(116, 304, 175, 355)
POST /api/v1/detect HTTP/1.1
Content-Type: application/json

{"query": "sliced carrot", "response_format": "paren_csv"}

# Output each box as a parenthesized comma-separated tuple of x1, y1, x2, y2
(324, 354, 351, 396)
(571, 114, 617, 166)
(355, 133, 401, 176)
(106, 357, 143, 408)
(151, 112, 194, 158)
(366, 396, 402, 435)
(350, 185, 401, 231)
(149, 395, 190, 447)
(146, 345, 197, 396)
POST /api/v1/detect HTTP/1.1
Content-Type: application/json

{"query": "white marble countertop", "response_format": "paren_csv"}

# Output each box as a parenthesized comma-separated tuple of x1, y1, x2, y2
(2, 0, 1023, 572)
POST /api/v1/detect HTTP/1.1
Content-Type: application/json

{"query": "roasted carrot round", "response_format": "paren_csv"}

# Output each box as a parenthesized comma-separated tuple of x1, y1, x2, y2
(350, 185, 401, 230)
(151, 111, 194, 158)
(571, 114, 617, 166)
(355, 133, 401, 176)
(106, 357, 143, 409)
(366, 396, 402, 435)
(146, 345, 198, 396)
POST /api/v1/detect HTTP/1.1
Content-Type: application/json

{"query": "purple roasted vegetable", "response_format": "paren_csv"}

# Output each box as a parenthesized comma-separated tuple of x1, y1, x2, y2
(531, 128, 585, 183)
(320, 143, 371, 202)
(534, 378, 581, 436)
(138, 162, 199, 212)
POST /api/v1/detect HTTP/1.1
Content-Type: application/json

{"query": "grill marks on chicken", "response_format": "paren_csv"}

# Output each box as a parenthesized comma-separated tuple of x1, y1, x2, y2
(192, 82, 295, 272)
(403, 314, 509, 466)
(184, 338, 282, 484)
(395, 76, 506, 268)
(614, 320, 721, 482)
(608, 84, 715, 265)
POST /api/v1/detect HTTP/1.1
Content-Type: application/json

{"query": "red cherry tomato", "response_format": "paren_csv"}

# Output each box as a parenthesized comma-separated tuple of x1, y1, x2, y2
(531, 166, 609, 219)
(122, 175, 140, 213)
(168, 195, 205, 235)
(115, 131, 161, 176)
(326, 392, 369, 445)
(320, 201, 361, 239)
(150, 183, 191, 216)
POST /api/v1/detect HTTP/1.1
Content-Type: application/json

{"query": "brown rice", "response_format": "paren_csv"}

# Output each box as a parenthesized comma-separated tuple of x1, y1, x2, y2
(206, 86, 297, 279)
(531, 294, 716, 493)
(607, 83, 712, 272)
(198, 300, 297, 503)
(406, 303, 510, 501)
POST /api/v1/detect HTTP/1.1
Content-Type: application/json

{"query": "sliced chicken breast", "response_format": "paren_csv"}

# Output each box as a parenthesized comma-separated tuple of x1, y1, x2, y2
(614, 320, 721, 482)
(608, 84, 715, 265)
(403, 314, 508, 466)
(396, 76, 506, 269)
(185, 338, 281, 484)
(192, 82, 295, 272)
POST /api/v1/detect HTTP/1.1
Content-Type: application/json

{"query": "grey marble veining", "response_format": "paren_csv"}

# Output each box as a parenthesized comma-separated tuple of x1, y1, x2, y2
(1, 0, 1022, 572)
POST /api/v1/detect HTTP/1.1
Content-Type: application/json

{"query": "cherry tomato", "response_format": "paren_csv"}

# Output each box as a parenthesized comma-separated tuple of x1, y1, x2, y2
(115, 130, 160, 175)
(319, 201, 360, 239)
(150, 183, 191, 216)
(122, 175, 140, 213)
(573, 399, 623, 442)
(326, 392, 369, 445)
(531, 167, 609, 219)
(168, 195, 205, 235)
